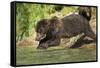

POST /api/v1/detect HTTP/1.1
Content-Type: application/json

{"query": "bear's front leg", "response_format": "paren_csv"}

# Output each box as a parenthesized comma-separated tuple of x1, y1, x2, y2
(37, 38, 60, 49)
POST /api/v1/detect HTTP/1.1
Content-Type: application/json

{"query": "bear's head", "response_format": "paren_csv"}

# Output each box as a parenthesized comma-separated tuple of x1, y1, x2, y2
(35, 19, 50, 41)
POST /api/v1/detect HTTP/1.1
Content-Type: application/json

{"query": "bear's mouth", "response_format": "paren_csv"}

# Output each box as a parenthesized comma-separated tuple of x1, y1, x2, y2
(40, 34, 46, 40)
(35, 34, 46, 41)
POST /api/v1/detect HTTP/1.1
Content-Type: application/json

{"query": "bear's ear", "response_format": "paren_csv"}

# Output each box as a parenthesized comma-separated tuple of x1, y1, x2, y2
(50, 16, 59, 24)
(37, 19, 50, 27)
(49, 16, 61, 35)
(43, 19, 50, 26)
(49, 16, 62, 27)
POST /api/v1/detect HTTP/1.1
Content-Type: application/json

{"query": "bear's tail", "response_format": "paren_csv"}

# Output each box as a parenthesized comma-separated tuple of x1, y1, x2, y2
(78, 7, 91, 21)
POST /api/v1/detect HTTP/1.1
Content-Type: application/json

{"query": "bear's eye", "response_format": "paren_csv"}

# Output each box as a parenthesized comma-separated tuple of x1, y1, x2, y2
(38, 27, 45, 33)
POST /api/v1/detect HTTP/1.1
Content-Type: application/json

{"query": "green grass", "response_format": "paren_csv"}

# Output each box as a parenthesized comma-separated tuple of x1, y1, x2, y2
(16, 46, 96, 65)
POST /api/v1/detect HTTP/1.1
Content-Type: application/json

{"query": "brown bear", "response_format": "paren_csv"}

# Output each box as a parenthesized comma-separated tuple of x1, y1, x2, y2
(35, 7, 96, 49)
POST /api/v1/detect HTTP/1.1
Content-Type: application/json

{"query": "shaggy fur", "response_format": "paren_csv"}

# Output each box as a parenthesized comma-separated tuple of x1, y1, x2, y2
(35, 7, 96, 49)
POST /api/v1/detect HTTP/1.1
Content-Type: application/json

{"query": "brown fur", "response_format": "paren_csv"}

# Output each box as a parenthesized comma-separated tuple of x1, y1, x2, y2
(35, 7, 96, 49)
